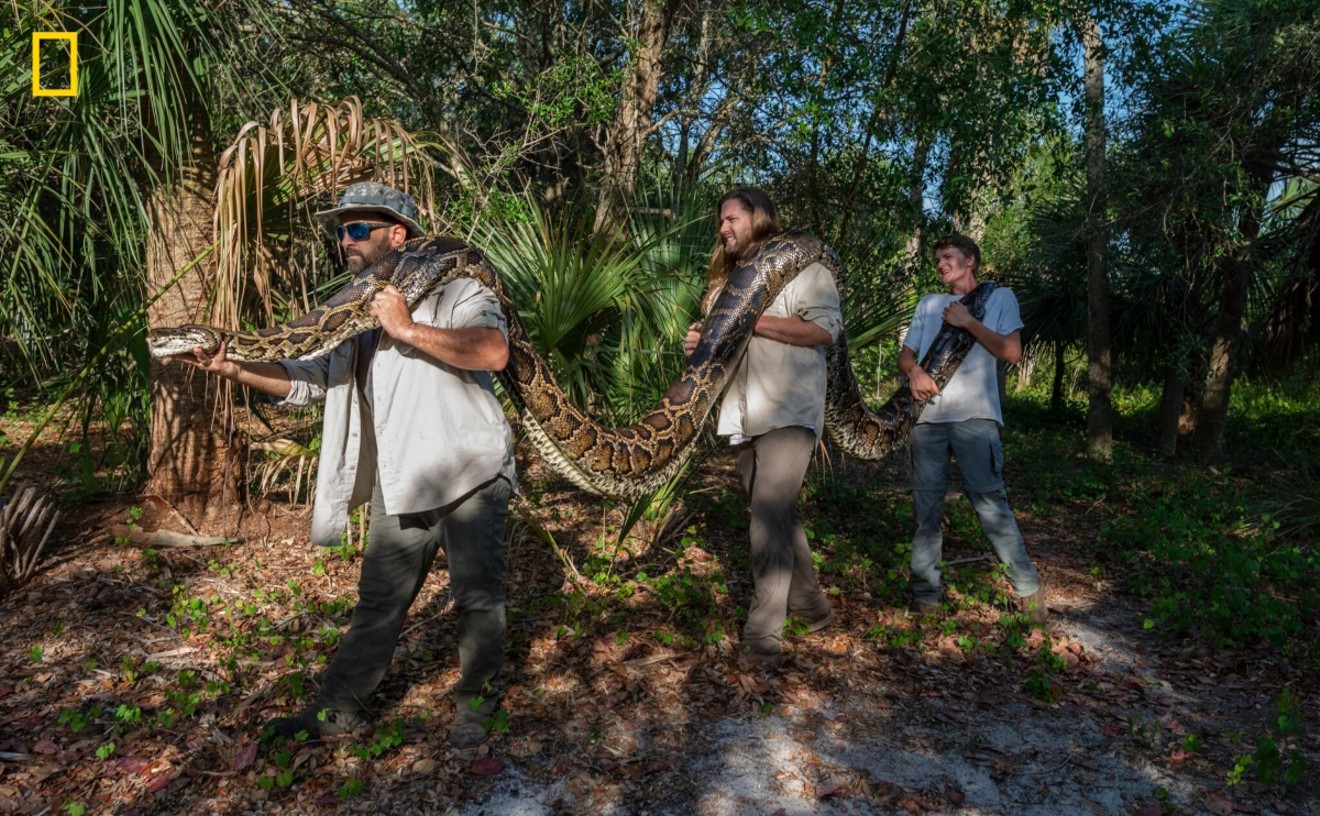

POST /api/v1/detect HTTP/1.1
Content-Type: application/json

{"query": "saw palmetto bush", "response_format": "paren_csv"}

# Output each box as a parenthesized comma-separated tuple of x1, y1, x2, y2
(478, 194, 706, 424)
(477, 190, 709, 548)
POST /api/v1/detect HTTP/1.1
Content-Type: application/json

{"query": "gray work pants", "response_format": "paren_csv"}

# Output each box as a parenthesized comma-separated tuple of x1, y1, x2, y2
(909, 419, 1040, 604)
(316, 474, 511, 715)
(736, 426, 831, 649)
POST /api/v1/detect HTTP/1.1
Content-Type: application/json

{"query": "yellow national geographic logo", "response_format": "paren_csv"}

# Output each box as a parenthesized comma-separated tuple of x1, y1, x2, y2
(32, 32, 78, 97)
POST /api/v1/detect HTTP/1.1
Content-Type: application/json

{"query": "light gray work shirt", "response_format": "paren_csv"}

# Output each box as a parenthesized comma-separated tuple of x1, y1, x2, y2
(901, 285, 1023, 426)
(716, 261, 843, 443)
(278, 277, 516, 546)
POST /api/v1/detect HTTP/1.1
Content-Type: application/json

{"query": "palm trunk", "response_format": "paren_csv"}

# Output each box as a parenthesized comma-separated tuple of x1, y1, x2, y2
(1155, 363, 1183, 457)
(145, 119, 242, 531)
(1051, 339, 1065, 413)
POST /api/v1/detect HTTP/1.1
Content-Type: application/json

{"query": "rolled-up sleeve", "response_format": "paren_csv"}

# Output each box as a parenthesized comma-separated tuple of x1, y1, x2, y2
(428, 278, 508, 339)
(790, 262, 843, 342)
(277, 356, 332, 406)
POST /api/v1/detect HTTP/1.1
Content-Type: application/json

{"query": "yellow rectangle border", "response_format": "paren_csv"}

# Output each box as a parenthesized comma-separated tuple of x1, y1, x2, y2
(32, 32, 78, 97)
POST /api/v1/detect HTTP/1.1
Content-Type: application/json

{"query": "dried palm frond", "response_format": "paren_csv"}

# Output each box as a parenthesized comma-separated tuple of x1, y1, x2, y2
(212, 97, 438, 337)
(0, 482, 60, 595)
(249, 437, 318, 506)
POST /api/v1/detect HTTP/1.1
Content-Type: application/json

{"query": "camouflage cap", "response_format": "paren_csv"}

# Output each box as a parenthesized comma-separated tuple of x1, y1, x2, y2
(314, 182, 424, 238)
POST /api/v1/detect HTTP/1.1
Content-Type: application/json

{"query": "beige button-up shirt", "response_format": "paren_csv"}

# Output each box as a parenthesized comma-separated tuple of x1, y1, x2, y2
(716, 261, 843, 442)
(279, 277, 516, 546)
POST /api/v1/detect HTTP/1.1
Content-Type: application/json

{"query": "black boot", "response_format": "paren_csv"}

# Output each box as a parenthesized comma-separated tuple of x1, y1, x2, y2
(266, 705, 369, 741)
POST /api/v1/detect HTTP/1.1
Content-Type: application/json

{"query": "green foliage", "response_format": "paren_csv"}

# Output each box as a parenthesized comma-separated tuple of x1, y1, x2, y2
(58, 705, 101, 734)
(1228, 689, 1307, 789)
(349, 718, 405, 760)
(258, 745, 297, 790)
(0, 0, 277, 487)
(1103, 472, 1318, 653)
(478, 192, 703, 423)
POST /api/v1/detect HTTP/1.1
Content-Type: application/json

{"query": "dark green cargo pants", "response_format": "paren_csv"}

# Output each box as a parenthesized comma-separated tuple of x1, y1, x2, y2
(315, 474, 512, 716)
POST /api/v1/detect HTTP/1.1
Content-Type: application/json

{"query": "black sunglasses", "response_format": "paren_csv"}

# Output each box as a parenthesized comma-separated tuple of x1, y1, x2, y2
(336, 221, 395, 241)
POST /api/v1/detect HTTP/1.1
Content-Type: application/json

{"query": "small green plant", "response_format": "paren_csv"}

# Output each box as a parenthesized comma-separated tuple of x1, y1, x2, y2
(59, 705, 101, 733)
(484, 708, 510, 735)
(258, 746, 297, 789)
(28, 645, 42, 663)
(95, 741, 116, 761)
(332, 537, 356, 562)
(1125, 713, 1164, 746)
(120, 654, 140, 684)
(1227, 753, 1252, 787)
(114, 703, 142, 731)
(64, 801, 86, 816)
(1024, 669, 1060, 702)
(337, 778, 365, 799)
(1230, 688, 1308, 788)
(864, 622, 923, 649)
(349, 718, 405, 760)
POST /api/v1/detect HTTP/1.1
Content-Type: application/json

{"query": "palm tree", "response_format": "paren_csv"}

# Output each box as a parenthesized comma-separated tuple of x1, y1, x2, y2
(0, 0, 279, 521)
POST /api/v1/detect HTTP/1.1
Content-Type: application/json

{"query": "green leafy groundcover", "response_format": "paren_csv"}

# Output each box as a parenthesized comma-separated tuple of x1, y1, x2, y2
(1105, 474, 1318, 654)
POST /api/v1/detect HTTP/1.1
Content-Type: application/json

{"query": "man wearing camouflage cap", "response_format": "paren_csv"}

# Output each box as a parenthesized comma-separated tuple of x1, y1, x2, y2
(173, 181, 515, 748)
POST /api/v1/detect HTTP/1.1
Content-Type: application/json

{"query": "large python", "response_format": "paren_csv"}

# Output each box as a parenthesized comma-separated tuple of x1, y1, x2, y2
(148, 232, 995, 498)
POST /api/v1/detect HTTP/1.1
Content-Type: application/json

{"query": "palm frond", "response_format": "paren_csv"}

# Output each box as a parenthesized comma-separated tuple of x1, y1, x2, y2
(213, 98, 437, 331)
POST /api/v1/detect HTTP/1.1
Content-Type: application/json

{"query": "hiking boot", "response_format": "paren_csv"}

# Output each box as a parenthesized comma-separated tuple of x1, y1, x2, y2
(908, 598, 942, 616)
(266, 705, 368, 741)
(736, 641, 784, 670)
(800, 606, 835, 634)
(448, 696, 499, 749)
(1016, 589, 1048, 624)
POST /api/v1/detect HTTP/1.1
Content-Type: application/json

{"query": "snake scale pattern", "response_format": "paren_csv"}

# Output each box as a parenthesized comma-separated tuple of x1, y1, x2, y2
(148, 232, 994, 498)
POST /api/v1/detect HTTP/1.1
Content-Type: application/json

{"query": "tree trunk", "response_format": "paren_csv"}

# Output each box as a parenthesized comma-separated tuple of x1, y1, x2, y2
(1191, 162, 1270, 461)
(1080, 13, 1112, 461)
(1155, 363, 1184, 457)
(1051, 339, 1065, 413)
(145, 120, 243, 532)
(594, 0, 682, 237)
(839, 0, 914, 246)
(903, 133, 931, 269)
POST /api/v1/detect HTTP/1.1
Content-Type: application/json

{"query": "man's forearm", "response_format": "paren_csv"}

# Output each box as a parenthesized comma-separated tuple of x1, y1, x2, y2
(754, 315, 832, 347)
(230, 362, 293, 398)
(397, 324, 509, 371)
(898, 347, 920, 376)
(964, 323, 1022, 364)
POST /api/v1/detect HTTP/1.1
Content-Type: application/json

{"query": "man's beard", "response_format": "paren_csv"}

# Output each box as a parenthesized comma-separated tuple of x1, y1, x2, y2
(346, 247, 386, 273)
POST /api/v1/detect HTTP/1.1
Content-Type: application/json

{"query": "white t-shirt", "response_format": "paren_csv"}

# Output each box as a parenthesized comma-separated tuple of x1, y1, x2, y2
(901, 286, 1023, 426)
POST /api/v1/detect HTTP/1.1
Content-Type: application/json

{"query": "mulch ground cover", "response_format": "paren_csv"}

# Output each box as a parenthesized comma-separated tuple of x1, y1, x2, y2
(1, 408, 1316, 815)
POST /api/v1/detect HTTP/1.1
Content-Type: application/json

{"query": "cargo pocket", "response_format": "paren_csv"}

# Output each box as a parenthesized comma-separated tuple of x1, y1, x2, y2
(989, 435, 1004, 480)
